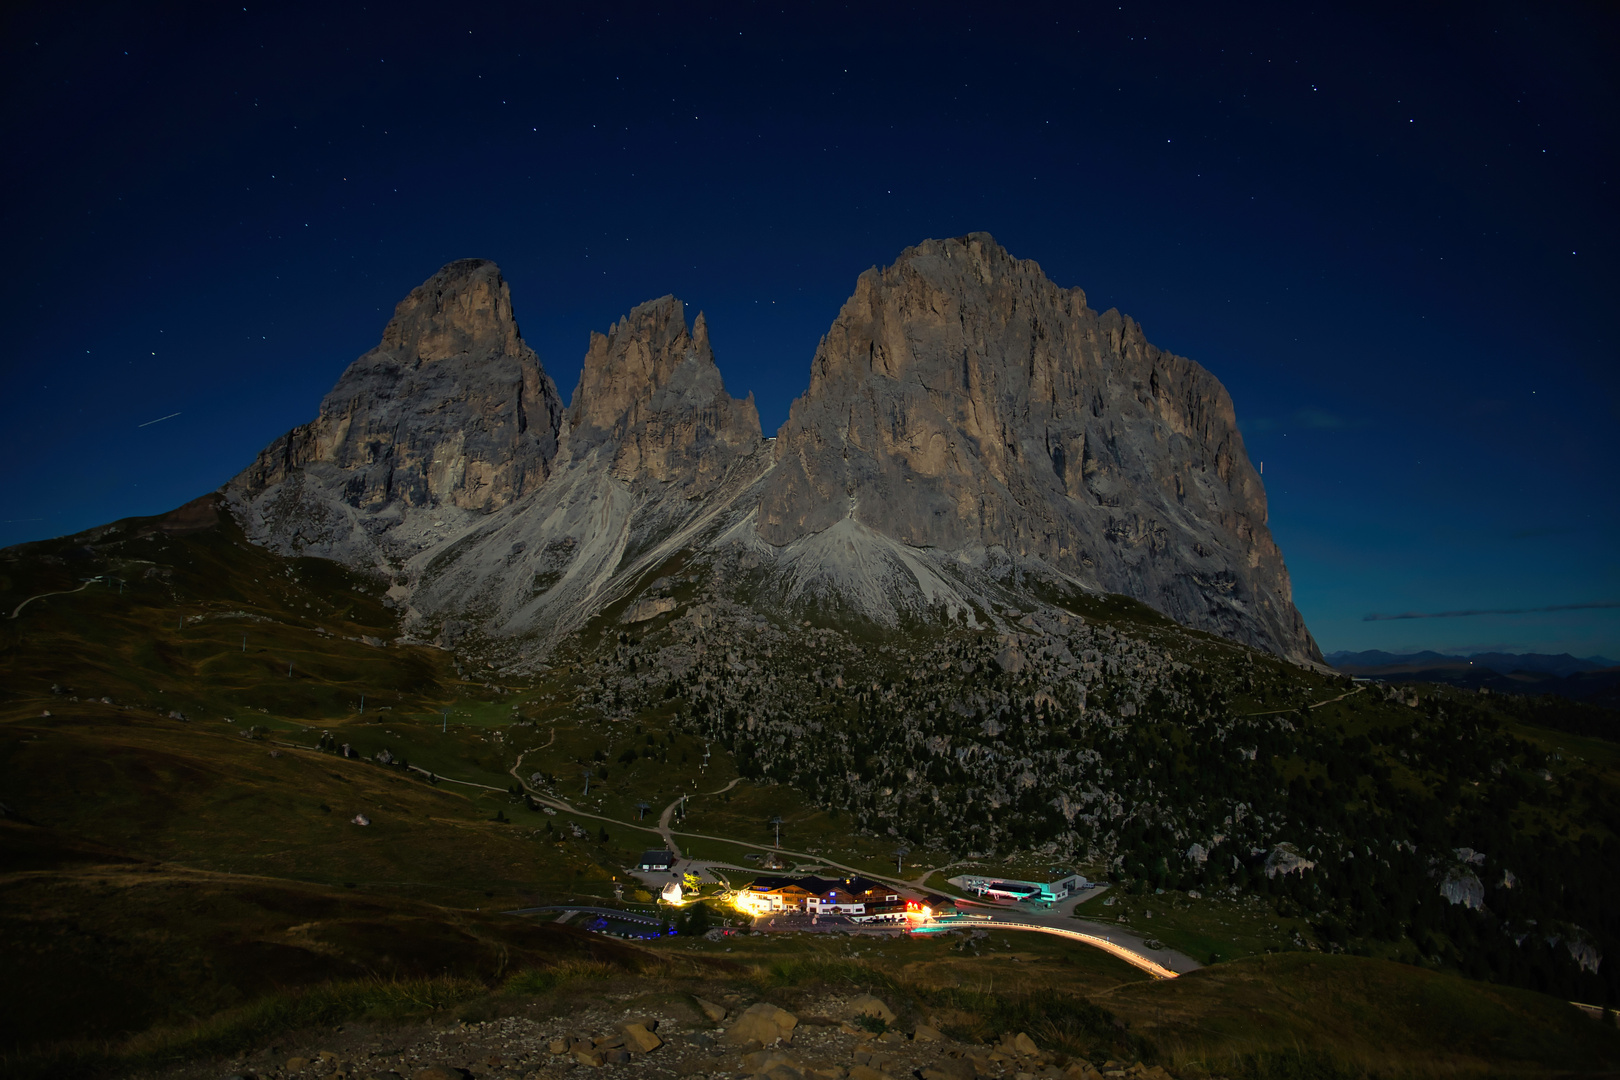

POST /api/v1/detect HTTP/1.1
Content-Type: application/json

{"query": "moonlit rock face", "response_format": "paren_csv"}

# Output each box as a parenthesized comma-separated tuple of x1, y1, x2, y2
(569, 296, 762, 491)
(227, 259, 565, 563)
(1440, 868, 1485, 909)
(758, 233, 1318, 663)
(1264, 843, 1315, 878)
(224, 236, 1319, 667)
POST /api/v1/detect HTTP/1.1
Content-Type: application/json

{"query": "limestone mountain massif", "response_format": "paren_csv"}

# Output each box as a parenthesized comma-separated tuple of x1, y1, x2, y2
(226, 234, 1320, 667)
(229, 259, 565, 563)
(759, 235, 1312, 661)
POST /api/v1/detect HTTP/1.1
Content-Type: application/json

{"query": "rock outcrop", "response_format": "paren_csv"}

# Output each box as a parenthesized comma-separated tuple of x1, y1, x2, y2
(757, 234, 1317, 662)
(570, 296, 762, 492)
(384, 293, 769, 651)
(227, 259, 564, 565)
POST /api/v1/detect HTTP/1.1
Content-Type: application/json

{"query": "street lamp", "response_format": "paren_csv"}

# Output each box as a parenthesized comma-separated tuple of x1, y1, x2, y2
(635, 801, 651, 820)
(582, 769, 593, 796)
(770, 815, 783, 847)
(894, 846, 910, 874)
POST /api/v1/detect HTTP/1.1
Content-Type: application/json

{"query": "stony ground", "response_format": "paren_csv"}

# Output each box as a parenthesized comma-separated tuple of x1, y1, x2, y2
(163, 990, 1176, 1080)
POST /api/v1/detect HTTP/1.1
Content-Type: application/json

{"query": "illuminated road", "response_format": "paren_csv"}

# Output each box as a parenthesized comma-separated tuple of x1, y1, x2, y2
(950, 917, 1182, 979)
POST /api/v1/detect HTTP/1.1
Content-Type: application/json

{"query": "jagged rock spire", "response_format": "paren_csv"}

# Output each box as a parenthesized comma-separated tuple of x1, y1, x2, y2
(569, 295, 761, 490)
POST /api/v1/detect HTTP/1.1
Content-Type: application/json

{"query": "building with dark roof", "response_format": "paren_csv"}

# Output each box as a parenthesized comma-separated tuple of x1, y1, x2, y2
(636, 850, 676, 871)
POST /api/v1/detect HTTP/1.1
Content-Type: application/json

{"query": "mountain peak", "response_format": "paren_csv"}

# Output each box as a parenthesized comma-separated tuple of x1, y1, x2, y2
(758, 234, 1315, 662)
(569, 295, 761, 488)
(377, 258, 526, 366)
(226, 260, 564, 560)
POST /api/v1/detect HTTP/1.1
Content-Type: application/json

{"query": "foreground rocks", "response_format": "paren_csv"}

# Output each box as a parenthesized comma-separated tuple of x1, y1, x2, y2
(175, 992, 1182, 1080)
(174, 990, 1192, 1080)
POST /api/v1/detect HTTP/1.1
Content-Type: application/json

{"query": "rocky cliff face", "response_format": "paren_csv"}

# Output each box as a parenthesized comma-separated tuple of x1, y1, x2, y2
(227, 259, 564, 566)
(757, 234, 1317, 662)
(569, 296, 762, 491)
(398, 294, 768, 650)
(224, 237, 1318, 666)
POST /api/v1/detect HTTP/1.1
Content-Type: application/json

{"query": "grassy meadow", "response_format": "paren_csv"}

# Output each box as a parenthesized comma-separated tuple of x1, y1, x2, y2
(2, 500, 1617, 1076)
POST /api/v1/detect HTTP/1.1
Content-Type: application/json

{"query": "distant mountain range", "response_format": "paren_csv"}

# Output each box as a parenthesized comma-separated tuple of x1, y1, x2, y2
(1326, 650, 1616, 677)
(1326, 649, 1620, 706)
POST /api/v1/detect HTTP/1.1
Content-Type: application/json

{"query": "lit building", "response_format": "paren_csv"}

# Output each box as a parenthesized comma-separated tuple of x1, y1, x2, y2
(741, 875, 907, 918)
(948, 872, 1088, 904)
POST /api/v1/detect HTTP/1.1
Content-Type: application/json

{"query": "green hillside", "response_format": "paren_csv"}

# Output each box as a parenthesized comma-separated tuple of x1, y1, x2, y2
(2, 498, 1617, 1075)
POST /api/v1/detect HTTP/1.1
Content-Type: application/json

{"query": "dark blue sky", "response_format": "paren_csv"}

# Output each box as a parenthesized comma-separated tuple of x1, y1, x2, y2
(3, 2, 1615, 658)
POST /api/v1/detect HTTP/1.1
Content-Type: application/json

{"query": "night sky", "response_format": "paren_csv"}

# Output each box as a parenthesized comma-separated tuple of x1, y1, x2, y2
(3, 2, 1615, 659)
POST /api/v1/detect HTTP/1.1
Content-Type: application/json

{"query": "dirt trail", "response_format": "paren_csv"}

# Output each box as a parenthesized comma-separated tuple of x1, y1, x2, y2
(706, 776, 743, 797)
(1242, 682, 1363, 717)
(655, 797, 684, 858)
(9, 579, 96, 619)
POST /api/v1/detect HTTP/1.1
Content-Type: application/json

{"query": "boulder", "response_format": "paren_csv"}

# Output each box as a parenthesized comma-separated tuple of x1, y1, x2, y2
(912, 1024, 945, 1042)
(743, 1049, 802, 1073)
(623, 596, 679, 623)
(694, 996, 728, 1022)
(847, 994, 896, 1024)
(1002, 1032, 1038, 1057)
(725, 1002, 799, 1045)
(621, 1022, 662, 1053)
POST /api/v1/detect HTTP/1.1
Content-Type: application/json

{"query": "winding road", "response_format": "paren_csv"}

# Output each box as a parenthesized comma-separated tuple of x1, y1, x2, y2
(9, 578, 98, 620)
(1241, 682, 1363, 717)
(655, 797, 684, 858)
(963, 918, 1182, 979)
(653, 778, 745, 857)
